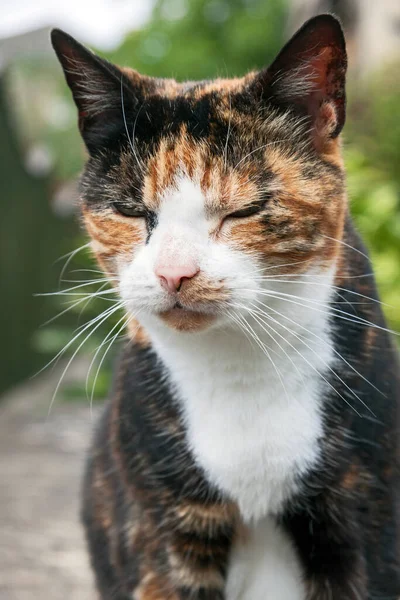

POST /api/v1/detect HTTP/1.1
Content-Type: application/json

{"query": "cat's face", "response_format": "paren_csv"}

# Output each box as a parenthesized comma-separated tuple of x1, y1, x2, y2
(52, 15, 347, 333)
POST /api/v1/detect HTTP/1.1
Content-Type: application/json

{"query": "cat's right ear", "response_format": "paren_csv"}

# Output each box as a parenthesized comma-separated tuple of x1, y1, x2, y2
(51, 29, 140, 154)
(251, 15, 347, 146)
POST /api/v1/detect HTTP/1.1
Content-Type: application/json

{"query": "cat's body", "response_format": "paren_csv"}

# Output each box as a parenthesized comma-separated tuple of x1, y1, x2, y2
(82, 217, 400, 600)
(52, 15, 400, 599)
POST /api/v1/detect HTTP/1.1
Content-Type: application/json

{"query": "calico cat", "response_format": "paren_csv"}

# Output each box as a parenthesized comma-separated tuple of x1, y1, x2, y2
(51, 14, 400, 600)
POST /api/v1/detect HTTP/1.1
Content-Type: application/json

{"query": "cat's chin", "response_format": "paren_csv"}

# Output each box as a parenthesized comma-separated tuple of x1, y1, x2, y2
(157, 305, 217, 332)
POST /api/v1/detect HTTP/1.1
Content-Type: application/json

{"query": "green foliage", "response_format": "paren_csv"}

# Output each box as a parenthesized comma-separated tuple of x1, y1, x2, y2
(345, 64, 400, 332)
(110, 0, 288, 80)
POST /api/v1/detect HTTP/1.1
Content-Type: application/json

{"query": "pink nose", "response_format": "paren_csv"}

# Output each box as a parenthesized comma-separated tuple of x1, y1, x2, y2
(155, 264, 199, 293)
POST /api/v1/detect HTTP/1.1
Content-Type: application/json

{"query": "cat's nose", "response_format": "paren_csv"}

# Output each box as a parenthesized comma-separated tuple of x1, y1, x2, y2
(155, 264, 199, 293)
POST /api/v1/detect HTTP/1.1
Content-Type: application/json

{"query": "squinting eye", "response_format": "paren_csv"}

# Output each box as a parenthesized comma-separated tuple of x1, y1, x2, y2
(226, 203, 265, 220)
(112, 202, 146, 218)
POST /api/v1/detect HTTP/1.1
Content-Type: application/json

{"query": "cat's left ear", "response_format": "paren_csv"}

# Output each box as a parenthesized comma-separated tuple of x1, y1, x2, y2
(51, 29, 142, 154)
(253, 14, 347, 143)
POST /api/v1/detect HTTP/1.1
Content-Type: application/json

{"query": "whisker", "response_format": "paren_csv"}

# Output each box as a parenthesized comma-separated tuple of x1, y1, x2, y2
(253, 271, 377, 281)
(233, 303, 306, 387)
(77, 281, 112, 320)
(251, 278, 393, 309)
(235, 302, 364, 418)
(54, 242, 91, 286)
(70, 268, 118, 276)
(90, 314, 138, 416)
(121, 77, 142, 169)
(242, 287, 399, 336)
(85, 308, 129, 394)
(225, 310, 257, 351)
(46, 302, 124, 416)
(229, 307, 290, 402)
(234, 139, 292, 170)
(87, 309, 133, 416)
(251, 297, 386, 399)
(321, 234, 371, 261)
(249, 300, 374, 416)
(34, 302, 123, 378)
(36, 288, 117, 297)
(73, 300, 122, 333)
(243, 259, 314, 276)
(60, 277, 115, 285)
(40, 295, 101, 328)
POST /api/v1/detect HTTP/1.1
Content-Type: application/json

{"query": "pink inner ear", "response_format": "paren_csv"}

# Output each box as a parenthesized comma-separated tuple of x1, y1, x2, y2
(260, 16, 347, 139)
(303, 46, 342, 138)
(308, 47, 335, 94)
(275, 42, 346, 141)
(313, 101, 339, 150)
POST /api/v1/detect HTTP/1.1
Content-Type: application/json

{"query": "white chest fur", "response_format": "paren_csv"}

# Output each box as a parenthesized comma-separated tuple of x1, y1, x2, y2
(225, 516, 306, 600)
(144, 311, 332, 522)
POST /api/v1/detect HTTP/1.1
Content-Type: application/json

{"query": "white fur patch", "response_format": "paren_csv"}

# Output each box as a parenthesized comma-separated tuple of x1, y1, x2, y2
(226, 516, 306, 600)
(144, 306, 331, 522)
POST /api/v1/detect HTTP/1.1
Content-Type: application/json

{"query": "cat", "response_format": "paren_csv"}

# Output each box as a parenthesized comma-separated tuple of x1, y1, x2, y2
(51, 14, 400, 600)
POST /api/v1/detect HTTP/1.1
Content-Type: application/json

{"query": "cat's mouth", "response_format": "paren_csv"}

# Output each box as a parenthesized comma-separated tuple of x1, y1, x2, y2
(157, 301, 217, 332)
(152, 275, 228, 331)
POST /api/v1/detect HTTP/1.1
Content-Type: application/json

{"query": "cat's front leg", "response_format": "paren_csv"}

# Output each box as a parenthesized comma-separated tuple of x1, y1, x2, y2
(132, 554, 226, 600)
(154, 502, 235, 600)
(282, 494, 367, 600)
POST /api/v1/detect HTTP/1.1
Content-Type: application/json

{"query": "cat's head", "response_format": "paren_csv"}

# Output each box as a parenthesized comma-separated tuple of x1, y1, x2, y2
(52, 15, 347, 335)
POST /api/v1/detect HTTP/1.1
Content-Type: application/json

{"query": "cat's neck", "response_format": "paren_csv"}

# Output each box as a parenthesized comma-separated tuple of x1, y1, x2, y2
(139, 278, 335, 521)
(139, 280, 334, 400)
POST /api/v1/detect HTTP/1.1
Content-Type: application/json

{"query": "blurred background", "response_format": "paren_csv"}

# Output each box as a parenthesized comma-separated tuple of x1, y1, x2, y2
(0, 0, 399, 598)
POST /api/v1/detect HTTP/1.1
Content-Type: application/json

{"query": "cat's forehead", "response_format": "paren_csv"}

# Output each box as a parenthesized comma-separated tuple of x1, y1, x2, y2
(142, 142, 264, 215)
(122, 67, 253, 100)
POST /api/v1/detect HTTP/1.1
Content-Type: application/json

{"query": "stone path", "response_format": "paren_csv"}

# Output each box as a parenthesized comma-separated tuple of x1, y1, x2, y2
(0, 362, 100, 600)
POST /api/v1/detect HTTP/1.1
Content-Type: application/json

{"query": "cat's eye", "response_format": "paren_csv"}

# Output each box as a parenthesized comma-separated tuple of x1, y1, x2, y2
(112, 202, 146, 218)
(226, 202, 266, 220)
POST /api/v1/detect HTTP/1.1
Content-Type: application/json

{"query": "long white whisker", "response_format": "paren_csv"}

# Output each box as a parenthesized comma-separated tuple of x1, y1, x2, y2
(321, 234, 371, 261)
(251, 278, 393, 309)
(234, 139, 291, 170)
(247, 289, 399, 336)
(47, 302, 124, 416)
(234, 303, 306, 387)
(40, 295, 101, 328)
(60, 277, 115, 285)
(254, 271, 376, 281)
(225, 310, 257, 351)
(237, 302, 363, 417)
(230, 307, 290, 402)
(88, 311, 135, 417)
(34, 303, 123, 378)
(77, 281, 112, 320)
(36, 288, 117, 298)
(36, 279, 116, 295)
(248, 301, 374, 416)
(85, 308, 129, 398)
(121, 77, 142, 169)
(55, 242, 91, 286)
(70, 268, 115, 276)
(73, 300, 123, 334)
(225, 308, 276, 355)
(244, 259, 313, 276)
(251, 297, 385, 399)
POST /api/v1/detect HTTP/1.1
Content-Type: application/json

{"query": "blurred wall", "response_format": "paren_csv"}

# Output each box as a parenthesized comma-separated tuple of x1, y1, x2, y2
(0, 71, 74, 394)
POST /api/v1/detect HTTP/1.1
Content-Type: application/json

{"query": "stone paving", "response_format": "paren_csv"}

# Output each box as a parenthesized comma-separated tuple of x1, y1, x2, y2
(0, 362, 100, 600)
